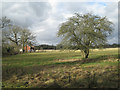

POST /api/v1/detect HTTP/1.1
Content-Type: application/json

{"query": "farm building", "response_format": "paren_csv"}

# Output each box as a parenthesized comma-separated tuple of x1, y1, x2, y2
(24, 45, 35, 52)
(24, 45, 31, 52)
(19, 45, 35, 52)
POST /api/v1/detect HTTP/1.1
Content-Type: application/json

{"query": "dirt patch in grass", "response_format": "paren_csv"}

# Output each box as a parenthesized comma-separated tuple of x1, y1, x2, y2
(55, 59, 81, 62)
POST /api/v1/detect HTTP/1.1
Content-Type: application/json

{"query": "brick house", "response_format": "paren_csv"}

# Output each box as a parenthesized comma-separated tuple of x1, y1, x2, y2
(24, 45, 34, 52)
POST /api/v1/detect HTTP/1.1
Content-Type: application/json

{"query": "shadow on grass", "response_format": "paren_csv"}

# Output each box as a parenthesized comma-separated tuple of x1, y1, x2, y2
(54, 54, 118, 65)
(68, 68, 119, 88)
(2, 64, 71, 81)
(2, 54, 118, 81)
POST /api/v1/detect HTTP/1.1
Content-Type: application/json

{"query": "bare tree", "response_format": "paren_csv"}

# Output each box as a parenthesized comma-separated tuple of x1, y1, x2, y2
(3, 25, 21, 46)
(0, 16, 11, 29)
(20, 28, 36, 52)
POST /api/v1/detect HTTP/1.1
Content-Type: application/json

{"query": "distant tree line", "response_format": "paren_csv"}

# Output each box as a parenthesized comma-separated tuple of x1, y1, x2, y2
(34, 43, 119, 50)
(34, 44, 56, 50)
(99, 43, 120, 48)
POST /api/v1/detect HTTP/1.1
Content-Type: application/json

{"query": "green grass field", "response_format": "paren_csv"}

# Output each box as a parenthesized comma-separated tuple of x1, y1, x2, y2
(2, 48, 119, 88)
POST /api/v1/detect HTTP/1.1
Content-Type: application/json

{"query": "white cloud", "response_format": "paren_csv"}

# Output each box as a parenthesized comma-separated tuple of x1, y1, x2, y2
(2, 2, 51, 27)
(62, 13, 73, 19)
(2, 1, 118, 45)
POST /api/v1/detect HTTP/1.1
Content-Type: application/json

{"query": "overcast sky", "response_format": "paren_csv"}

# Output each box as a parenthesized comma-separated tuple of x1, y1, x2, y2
(1, 1, 118, 45)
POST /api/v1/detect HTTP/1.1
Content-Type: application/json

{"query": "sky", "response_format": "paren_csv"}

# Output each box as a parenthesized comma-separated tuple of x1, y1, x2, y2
(1, 0, 118, 45)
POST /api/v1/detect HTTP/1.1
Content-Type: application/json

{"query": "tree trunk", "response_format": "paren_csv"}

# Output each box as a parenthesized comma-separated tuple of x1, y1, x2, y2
(84, 49, 89, 59)
(26, 45, 27, 53)
(85, 52, 89, 58)
(22, 42, 25, 53)
(15, 42, 18, 46)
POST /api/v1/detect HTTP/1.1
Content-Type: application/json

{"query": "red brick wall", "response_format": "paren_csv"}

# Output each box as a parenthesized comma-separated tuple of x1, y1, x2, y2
(24, 45, 30, 52)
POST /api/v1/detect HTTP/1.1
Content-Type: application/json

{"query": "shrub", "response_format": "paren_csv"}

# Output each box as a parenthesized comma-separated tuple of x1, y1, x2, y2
(2, 45, 19, 56)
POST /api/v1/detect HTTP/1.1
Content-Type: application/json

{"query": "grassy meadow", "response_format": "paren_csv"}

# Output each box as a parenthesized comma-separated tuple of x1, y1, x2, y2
(2, 48, 119, 88)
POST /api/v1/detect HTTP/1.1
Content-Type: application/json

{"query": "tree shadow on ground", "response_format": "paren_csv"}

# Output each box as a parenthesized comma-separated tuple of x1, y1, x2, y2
(2, 54, 118, 81)
(68, 67, 119, 88)
(54, 54, 118, 65)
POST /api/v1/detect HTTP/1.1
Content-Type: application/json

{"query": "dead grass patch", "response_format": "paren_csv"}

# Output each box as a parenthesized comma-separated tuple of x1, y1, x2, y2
(55, 59, 81, 62)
